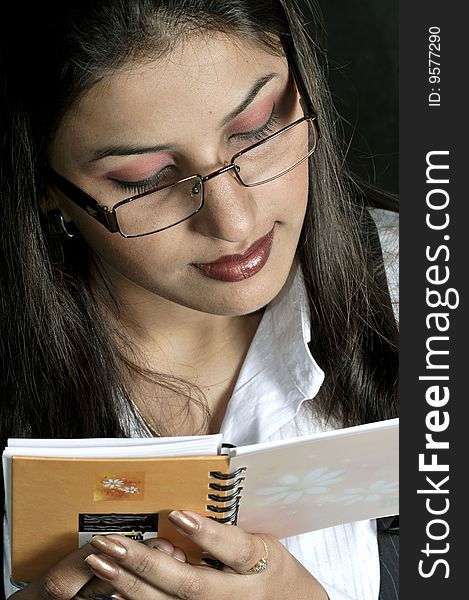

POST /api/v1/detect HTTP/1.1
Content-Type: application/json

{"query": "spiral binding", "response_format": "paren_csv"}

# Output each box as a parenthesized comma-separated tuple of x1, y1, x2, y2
(206, 467, 246, 525)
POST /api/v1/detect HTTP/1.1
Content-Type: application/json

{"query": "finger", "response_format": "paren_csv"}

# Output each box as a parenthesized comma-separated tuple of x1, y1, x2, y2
(83, 554, 166, 600)
(143, 537, 187, 562)
(90, 535, 186, 565)
(72, 575, 117, 599)
(167, 511, 272, 575)
(76, 593, 126, 600)
(23, 542, 97, 599)
(85, 534, 224, 600)
(76, 594, 126, 600)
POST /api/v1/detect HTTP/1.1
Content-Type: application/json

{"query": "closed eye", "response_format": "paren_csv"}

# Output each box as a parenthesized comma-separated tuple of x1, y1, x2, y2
(229, 107, 279, 144)
(110, 164, 181, 196)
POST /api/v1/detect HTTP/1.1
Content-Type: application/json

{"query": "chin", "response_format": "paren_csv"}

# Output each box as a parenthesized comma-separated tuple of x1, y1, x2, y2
(184, 262, 293, 317)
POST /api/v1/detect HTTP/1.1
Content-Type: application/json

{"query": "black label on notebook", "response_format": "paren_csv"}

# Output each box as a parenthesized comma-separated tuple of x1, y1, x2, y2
(78, 513, 158, 546)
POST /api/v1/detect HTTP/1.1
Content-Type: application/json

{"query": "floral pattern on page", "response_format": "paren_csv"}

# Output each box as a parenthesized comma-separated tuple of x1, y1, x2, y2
(256, 468, 345, 505)
(332, 479, 399, 506)
(229, 419, 399, 539)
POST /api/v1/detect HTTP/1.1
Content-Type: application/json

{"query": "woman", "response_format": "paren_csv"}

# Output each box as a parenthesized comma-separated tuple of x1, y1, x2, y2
(0, 0, 399, 598)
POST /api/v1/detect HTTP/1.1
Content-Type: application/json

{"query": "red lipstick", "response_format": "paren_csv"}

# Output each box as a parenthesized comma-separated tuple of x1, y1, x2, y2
(194, 227, 275, 282)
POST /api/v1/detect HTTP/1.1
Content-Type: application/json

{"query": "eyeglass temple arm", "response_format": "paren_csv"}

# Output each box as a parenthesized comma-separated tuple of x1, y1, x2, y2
(46, 167, 119, 232)
(283, 37, 319, 133)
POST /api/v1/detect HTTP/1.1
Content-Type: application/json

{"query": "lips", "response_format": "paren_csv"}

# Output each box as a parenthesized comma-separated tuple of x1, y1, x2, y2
(193, 227, 275, 282)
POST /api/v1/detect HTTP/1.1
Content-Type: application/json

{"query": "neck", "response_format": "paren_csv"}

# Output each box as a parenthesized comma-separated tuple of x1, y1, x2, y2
(93, 268, 263, 435)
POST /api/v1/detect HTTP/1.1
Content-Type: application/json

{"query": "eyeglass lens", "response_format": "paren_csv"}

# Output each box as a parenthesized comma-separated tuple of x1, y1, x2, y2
(116, 118, 316, 237)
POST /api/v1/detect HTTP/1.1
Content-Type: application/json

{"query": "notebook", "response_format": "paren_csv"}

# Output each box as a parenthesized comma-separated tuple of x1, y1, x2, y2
(2, 418, 399, 583)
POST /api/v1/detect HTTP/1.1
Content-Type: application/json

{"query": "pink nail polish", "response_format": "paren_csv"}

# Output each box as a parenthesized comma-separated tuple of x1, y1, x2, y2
(173, 548, 187, 562)
(168, 510, 200, 534)
(153, 538, 175, 555)
(91, 535, 127, 559)
(85, 554, 119, 580)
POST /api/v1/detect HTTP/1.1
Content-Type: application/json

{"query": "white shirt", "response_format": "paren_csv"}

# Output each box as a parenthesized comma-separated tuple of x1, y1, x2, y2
(3, 208, 398, 599)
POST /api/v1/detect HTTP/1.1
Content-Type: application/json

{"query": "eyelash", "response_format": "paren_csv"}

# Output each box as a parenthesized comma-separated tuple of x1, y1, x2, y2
(112, 109, 280, 195)
(230, 107, 279, 143)
(111, 166, 177, 196)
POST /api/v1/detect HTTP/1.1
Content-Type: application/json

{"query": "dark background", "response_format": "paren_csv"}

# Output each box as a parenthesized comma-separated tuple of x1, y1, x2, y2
(301, 0, 398, 194)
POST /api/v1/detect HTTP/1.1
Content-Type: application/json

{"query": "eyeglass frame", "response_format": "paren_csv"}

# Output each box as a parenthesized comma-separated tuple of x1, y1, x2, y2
(46, 58, 319, 238)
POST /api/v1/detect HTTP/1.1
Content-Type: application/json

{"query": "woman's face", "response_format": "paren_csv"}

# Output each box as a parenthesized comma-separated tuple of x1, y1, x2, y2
(49, 34, 309, 318)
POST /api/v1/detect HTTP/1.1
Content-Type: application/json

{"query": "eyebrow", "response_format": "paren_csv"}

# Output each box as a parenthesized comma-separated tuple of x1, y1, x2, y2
(88, 72, 279, 163)
(89, 143, 172, 163)
(219, 72, 278, 126)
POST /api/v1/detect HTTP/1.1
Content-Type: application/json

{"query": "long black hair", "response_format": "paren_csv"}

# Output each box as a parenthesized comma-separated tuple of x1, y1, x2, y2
(0, 0, 398, 442)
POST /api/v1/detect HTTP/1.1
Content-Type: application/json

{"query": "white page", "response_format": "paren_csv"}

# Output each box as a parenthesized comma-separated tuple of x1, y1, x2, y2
(3, 435, 222, 459)
(7, 434, 220, 449)
(229, 418, 399, 539)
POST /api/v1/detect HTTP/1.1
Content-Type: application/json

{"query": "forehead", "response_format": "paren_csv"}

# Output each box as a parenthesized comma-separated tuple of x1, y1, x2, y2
(54, 34, 288, 160)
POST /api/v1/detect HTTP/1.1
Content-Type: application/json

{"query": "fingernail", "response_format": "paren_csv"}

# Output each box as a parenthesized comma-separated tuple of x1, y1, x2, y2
(85, 554, 119, 580)
(153, 539, 175, 555)
(173, 547, 187, 562)
(90, 535, 127, 559)
(168, 510, 200, 534)
(91, 595, 125, 600)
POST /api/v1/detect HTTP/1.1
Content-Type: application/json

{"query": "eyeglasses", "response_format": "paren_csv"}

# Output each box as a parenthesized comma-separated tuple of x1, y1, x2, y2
(47, 77, 319, 238)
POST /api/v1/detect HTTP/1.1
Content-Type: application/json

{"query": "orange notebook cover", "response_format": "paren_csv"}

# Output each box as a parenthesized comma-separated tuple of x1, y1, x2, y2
(10, 454, 231, 582)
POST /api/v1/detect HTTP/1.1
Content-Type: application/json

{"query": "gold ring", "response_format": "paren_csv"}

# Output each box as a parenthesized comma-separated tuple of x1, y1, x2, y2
(246, 537, 269, 574)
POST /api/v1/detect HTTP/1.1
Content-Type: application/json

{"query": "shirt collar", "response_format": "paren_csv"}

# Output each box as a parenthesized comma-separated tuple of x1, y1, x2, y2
(220, 261, 325, 445)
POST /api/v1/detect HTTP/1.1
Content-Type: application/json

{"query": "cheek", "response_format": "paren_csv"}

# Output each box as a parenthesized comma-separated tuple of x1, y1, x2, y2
(60, 199, 169, 277)
(295, 160, 310, 211)
(262, 160, 309, 224)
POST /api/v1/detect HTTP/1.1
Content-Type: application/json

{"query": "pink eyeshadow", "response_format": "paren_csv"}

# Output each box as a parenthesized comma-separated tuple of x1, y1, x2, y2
(98, 153, 173, 181)
(227, 92, 277, 134)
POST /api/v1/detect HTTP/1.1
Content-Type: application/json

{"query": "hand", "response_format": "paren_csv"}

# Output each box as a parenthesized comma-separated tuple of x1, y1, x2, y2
(10, 541, 96, 599)
(83, 510, 329, 600)
(10, 538, 186, 599)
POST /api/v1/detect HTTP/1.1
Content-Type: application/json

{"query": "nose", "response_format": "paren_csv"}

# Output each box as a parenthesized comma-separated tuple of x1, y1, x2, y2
(190, 164, 257, 243)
